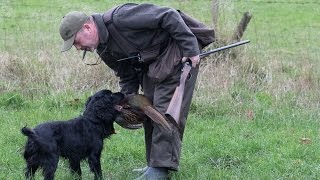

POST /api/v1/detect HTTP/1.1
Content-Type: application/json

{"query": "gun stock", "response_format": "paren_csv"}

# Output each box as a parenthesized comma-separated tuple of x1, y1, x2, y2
(165, 63, 192, 125)
(165, 40, 250, 126)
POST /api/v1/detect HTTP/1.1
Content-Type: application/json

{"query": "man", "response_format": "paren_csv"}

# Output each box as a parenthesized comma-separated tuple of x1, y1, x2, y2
(60, 3, 213, 179)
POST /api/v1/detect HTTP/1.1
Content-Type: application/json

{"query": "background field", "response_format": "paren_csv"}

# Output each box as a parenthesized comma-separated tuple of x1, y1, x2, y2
(1, 0, 320, 179)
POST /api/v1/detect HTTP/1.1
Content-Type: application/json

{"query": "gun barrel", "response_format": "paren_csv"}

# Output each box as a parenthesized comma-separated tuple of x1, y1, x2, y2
(117, 40, 250, 62)
(200, 40, 250, 58)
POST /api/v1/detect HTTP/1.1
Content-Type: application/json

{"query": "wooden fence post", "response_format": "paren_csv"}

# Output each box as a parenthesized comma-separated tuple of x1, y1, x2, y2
(212, 0, 219, 38)
(232, 12, 252, 42)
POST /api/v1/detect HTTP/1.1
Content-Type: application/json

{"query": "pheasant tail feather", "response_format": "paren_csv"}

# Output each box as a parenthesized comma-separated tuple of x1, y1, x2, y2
(143, 106, 172, 130)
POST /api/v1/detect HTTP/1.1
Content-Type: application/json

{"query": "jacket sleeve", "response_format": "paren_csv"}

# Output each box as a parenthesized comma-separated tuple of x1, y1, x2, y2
(118, 68, 140, 95)
(114, 3, 200, 57)
(100, 51, 140, 95)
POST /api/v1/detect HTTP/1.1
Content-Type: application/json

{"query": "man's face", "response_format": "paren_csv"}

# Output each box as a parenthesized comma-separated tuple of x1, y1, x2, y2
(73, 23, 99, 52)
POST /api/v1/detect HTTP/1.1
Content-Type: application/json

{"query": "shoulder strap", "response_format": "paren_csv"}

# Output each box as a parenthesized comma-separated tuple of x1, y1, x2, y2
(103, 7, 138, 54)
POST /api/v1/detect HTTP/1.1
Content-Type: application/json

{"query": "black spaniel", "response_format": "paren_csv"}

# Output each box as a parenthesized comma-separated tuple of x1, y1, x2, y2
(21, 90, 124, 180)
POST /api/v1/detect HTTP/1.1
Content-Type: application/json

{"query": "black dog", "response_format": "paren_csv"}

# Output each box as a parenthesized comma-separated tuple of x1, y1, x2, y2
(21, 90, 124, 180)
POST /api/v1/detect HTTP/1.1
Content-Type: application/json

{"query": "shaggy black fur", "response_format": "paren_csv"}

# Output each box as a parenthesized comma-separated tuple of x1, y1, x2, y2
(21, 90, 124, 180)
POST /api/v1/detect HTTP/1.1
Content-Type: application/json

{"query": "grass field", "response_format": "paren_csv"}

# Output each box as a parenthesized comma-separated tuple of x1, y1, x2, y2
(1, 0, 320, 179)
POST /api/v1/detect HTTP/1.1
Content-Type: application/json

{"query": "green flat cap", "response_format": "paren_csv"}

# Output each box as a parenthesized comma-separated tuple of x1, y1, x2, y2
(59, 11, 89, 52)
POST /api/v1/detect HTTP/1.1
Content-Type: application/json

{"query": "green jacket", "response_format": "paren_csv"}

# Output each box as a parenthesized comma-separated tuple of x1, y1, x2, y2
(94, 3, 200, 94)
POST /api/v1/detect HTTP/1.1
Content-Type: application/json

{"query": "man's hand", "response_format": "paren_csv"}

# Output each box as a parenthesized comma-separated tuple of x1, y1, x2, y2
(181, 55, 200, 67)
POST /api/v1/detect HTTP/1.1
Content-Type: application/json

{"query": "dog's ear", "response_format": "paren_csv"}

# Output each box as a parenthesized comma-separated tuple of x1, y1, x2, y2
(94, 95, 116, 120)
(84, 90, 112, 109)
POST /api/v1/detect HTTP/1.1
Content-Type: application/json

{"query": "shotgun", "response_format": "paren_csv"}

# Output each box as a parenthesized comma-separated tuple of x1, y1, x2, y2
(165, 40, 250, 126)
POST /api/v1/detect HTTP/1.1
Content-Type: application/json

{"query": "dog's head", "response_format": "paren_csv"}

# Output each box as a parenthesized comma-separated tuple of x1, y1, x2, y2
(83, 90, 124, 134)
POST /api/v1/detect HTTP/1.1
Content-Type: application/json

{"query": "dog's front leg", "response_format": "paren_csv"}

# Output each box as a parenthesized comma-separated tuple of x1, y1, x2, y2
(69, 159, 82, 179)
(25, 163, 39, 180)
(88, 153, 103, 180)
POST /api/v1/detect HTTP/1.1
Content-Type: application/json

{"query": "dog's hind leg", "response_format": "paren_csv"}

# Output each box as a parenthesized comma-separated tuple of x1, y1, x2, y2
(88, 153, 103, 180)
(42, 154, 59, 180)
(69, 159, 82, 179)
(24, 146, 39, 179)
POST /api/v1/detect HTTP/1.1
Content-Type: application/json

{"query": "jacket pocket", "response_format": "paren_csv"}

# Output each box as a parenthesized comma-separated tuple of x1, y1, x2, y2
(139, 44, 161, 64)
(147, 39, 181, 83)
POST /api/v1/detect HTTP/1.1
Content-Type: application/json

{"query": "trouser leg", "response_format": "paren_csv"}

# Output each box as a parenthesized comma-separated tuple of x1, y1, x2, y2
(142, 62, 199, 170)
(142, 78, 155, 166)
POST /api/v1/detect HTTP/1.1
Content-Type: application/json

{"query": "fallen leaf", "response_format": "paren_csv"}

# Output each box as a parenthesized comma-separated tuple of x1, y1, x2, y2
(300, 137, 312, 145)
(246, 109, 254, 120)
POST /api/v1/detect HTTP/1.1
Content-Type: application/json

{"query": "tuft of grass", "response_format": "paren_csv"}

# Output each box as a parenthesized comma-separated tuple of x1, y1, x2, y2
(0, 92, 29, 110)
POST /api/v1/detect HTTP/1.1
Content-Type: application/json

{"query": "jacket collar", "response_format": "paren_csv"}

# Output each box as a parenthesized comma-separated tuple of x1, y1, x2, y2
(91, 13, 109, 45)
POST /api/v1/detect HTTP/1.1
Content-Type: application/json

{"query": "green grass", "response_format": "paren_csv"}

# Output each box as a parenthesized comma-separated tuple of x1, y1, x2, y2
(1, 92, 319, 179)
(1, 0, 320, 179)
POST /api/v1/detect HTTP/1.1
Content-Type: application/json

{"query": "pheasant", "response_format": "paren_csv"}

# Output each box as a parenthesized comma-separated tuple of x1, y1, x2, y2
(114, 94, 172, 130)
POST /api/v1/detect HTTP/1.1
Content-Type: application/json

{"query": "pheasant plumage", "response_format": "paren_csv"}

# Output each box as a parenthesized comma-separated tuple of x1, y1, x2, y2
(114, 94, 172, 130)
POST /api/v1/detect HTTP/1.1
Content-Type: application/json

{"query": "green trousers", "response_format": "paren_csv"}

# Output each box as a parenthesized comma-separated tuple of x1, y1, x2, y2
(142, 62, 199, 171)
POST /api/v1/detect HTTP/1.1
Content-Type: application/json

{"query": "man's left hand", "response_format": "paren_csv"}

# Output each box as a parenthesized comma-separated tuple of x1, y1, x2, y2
(181, 55, 200, 68)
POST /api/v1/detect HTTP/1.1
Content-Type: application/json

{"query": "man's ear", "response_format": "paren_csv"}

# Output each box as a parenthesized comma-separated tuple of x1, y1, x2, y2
(83, 23, 93, 33)
(83, 23, 88, 31)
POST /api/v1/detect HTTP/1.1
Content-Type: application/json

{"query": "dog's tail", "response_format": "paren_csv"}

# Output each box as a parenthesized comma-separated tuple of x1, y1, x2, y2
(21, 127, 55, 153)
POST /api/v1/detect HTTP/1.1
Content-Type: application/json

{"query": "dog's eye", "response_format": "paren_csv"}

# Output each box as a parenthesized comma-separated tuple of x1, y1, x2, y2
(114, 105, 123, 111)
